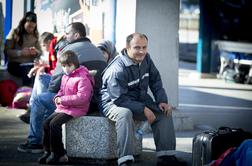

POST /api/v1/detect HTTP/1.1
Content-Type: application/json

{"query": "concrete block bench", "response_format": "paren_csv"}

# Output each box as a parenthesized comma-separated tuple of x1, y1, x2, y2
(62, 116, 142, 159)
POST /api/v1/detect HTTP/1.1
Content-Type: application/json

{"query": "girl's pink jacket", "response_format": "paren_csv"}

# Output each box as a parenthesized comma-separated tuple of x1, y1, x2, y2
(54, 66, 94, 117)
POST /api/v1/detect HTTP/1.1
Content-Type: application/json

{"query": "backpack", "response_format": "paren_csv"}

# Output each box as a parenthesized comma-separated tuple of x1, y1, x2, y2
(210, 147, 236, 166)
(12, 86, 32, 109)
(0, 80, 18, 107)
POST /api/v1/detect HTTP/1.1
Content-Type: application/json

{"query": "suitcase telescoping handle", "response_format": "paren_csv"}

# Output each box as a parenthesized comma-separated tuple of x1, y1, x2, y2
(218, 126, 244, 135)
(218, 126, 232, 134)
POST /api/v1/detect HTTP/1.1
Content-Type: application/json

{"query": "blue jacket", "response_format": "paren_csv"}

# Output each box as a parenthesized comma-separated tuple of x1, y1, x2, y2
(99, 49, 168, 114)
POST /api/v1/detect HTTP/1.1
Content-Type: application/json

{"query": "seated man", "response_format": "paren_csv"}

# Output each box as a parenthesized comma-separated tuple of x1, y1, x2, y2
(99, 33, 187, 166)
(17, 22, 106, 153)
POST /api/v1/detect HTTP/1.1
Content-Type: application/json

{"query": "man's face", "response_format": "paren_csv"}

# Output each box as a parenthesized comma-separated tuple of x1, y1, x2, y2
(126, 35, 148, 63)
(64, 25, 76, 43)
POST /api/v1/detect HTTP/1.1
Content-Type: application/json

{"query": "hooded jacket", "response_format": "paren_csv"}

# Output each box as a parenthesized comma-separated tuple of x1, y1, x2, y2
(97, 40, 118, 63)
(55, 66, 94, 117)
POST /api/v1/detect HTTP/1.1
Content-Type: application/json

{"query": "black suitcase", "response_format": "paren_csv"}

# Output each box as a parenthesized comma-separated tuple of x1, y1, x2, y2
(192, 127, 252, 166)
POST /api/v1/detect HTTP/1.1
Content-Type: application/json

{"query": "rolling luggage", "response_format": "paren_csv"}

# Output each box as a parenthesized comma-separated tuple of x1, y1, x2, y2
(192, 127, 252, 166)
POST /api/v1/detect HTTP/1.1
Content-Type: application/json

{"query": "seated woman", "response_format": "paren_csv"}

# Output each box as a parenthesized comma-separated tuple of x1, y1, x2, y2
(4, 11, 42, 86)
(97, 40, 118, 63)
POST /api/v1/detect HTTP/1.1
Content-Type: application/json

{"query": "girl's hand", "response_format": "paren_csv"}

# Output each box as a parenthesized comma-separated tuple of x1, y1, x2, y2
(27, 66, 39, 78)
(55, 97, 61, 105)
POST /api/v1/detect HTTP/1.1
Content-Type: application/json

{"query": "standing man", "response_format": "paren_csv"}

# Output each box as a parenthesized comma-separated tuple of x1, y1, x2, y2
(18, 22, 106, 153)
(99, 33, 186, 166)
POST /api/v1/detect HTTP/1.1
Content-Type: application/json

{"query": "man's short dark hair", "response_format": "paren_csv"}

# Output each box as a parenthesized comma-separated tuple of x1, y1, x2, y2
(70, 22, 86, 37)
(126, 33, 148, 45)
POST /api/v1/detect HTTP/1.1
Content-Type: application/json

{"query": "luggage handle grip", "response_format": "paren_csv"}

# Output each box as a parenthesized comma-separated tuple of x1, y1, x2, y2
(218, 126, 243, 134)
(218, 126, 232, 134)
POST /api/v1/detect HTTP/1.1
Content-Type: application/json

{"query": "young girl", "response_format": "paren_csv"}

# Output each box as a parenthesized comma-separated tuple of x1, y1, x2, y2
(38, 50, 94, 164)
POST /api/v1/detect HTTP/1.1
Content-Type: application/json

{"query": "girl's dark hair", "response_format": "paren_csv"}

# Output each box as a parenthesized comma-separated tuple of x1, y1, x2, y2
(40, 32, 54, 44)
(59, 50, 79, 68)
(15, 11, 39, 46)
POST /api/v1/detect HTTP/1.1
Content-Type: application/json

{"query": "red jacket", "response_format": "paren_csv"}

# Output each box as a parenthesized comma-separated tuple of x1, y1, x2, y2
(45, 36, 66, 74)
(48, 37, 58, 73)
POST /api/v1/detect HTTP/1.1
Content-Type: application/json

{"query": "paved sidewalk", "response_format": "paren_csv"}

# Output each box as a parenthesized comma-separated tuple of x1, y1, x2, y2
(0, 107, 194, 166)
(178, 61, 252, 133)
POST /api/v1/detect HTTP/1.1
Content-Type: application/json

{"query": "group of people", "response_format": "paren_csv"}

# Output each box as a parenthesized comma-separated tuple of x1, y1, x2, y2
(4, 11, 187, 166)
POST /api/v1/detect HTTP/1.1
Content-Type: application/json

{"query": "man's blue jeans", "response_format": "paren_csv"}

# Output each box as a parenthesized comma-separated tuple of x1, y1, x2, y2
(29, 74, 51, 106)
(28, 92, 56, 145)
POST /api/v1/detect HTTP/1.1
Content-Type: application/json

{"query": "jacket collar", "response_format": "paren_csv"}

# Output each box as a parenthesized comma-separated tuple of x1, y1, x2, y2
(69, 37, 91, 44)
(65, 66, 86, 77)
(120, 48, 138, 67)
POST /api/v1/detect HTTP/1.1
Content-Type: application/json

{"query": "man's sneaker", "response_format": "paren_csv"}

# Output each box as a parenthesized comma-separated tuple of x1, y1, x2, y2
(46, 152, 68, 165)
(18, 109, 30, 124)
(17, 142, 44, 153)
(156, 155, 187, 166)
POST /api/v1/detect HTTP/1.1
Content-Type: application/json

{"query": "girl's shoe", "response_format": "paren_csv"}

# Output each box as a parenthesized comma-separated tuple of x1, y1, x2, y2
(46, 152, 68, 165)
(38, 151, 51, 164)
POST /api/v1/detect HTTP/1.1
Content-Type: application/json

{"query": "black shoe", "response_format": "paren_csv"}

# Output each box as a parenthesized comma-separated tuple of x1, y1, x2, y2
(18, 110, 30, 124)
(156, 155, 187, 166)
(46, 152, 68, 165)
(38, 151, 51, 164)
(17, 142, 44, 154)
(119, 160, 133, 166)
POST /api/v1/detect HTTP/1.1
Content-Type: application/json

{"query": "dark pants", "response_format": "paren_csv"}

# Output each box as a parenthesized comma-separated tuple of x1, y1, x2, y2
(8, 62, 34, 86)
(43, 112, 73, 155)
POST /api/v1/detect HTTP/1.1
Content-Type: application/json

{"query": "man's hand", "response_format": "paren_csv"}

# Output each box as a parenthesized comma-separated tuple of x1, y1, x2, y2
(144, 107, 156, 124)
(159, 103, 172, 116)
